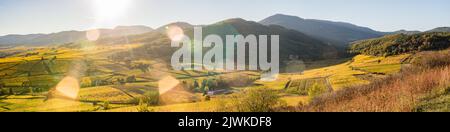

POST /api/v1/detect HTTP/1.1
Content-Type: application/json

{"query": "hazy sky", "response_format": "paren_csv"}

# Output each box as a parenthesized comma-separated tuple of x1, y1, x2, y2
(0, 0, 449, 35)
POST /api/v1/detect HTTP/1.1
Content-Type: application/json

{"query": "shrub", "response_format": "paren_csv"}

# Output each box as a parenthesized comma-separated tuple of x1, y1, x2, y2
(0, 88, 7, 96)
(136, 98, 153, 112)
(81, 78, 92, 88)
(204, 95, 211, 101)
(103, 101, 110, 110)
(307, 83, 329, 100)
(143, 91, 160, 106)
(225, 74, 258, 87)
(412, 50, 450, 69)
(414, 86, 450, 112)
(126, 76, 137, 83)
(232, 87, 283, 112)
(193, 80, 199, 88)
(9, 88, 14, 95)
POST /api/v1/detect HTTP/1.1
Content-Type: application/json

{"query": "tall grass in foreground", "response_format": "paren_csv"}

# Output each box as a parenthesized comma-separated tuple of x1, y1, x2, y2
(296, 50, 450, 112)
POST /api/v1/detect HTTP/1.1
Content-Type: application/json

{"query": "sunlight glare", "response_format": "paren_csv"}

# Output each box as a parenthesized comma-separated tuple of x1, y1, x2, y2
(93, 0, 131, 20)
(158, 76, 180, 95)
(86, 29, 100, 41)
(55, 76, 80, 99)
(166, 26, 185, 42)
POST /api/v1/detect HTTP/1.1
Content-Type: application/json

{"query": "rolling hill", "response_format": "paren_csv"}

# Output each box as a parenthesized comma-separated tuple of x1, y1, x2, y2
(259, 14, 385, 46)
(199, 18, 342, 60)
(427, 27, 450, 33)
(389, 27, 450, 35)
(391, 30, 422, 35)
(155, 22, 195, 32)
(99, 18, 343, 64)
(349, 32, 450, 56)
(0, 26, 154, 46)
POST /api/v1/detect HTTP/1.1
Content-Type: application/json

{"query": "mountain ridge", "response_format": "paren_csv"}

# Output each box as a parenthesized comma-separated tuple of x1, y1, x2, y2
(259, 14, 386, 46)
(0, 25, 154, 46)
(99, 18, 344, 64)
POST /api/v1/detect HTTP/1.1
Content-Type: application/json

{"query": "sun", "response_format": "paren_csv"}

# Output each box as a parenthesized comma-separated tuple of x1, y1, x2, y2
(93, 0, 131, 20)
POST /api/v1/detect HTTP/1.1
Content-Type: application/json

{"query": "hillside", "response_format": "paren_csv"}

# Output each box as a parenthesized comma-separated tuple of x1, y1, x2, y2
(427, 27, 450, 33)
(0, 26, 154, 46)
(99, 18, 343, 63)
(391, 30, 421, 35)
(389, 27, 450, 35)
(155, 22, 195, 32)
(296, 50, 450, 112)
(194, 18, 342, 60)
(350, 32, 450, 56)
(259, 14, 385, 46)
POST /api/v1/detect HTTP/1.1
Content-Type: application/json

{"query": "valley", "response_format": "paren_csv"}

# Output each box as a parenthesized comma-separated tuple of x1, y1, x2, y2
(0, 14, 448, 112)
(0, 41, 413, 112)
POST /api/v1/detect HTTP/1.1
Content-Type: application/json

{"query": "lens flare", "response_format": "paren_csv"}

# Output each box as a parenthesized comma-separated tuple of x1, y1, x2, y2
(166, 26, 185, 41)
(158, 76, 180, 95)
(86, 29, 100, 41)
(55, 76, 80, 99)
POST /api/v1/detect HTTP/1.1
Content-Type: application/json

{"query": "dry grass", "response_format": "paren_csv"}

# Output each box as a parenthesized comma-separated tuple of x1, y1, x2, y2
(296, 50, 450, 112)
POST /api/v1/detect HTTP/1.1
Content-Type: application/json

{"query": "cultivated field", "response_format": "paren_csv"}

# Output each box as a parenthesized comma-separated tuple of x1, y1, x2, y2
(0, 44, 413, 112)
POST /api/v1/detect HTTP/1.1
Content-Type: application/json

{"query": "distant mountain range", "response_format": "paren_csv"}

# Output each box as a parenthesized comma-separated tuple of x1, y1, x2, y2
(195, 18, 342, 60)
(259, 14, 385, 46)
(1, 13, 448, 51)
(391, 30, 422, 35)
(98, 18, 343, 62)
(391, 27, 450, 35)
(260, 14, 450, 47)
(426, 27, 450, 33)
(0, 25, 153, 46)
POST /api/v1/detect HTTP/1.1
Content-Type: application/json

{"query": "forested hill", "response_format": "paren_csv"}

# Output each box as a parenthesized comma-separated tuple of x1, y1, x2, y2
(349, 32, 450, 56)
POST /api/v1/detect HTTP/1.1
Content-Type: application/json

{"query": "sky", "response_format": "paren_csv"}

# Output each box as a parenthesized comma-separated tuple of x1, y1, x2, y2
(0, 0, 449, 36)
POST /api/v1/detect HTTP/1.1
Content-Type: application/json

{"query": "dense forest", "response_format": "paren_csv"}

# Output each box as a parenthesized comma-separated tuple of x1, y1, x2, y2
(349, 32, 450, 56)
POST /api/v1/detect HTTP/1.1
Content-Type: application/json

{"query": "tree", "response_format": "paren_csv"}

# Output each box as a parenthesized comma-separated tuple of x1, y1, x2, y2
(126, 75, 137, 83)
(143, 91, 160, 106)
(81, 78, 92, 88)
(29, 87, 34, 95)
(117, 78, 126, 85)
(207, 78, 217, 91)
(103, 101, 110, 110)
(232, 87, 283, 112)
(193, 80, 199, 90)
(201, 79, 208, 95)
(284, 78, 292, 89)
(136, 97, 152, 112)
(9, 87, 14, 95)
(0, 82, 4, 95)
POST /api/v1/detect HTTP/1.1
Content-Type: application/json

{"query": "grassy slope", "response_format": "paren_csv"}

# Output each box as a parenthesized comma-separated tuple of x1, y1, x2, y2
(296, 50, 450, 112)
(414, 86, 450, 112)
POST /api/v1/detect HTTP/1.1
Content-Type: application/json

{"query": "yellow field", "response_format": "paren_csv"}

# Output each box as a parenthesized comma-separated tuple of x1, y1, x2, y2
(0, 44, 412, 112)
(271, 54, 411, 90)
